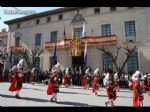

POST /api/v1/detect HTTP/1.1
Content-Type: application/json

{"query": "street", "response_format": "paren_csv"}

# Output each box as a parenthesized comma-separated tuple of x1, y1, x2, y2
(0, 82, 150, 107)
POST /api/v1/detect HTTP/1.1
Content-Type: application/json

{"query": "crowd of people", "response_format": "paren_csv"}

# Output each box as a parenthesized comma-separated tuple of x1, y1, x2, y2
(1, 63, 150, 92)
(1, 59, 150, 107)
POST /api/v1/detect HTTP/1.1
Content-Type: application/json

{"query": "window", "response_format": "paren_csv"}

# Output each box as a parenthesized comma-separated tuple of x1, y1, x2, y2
(15, 37, 20, 46)
(17, 23, 20, 28)
(35, 34, 41, 46)
(36, 19, 40, 25)
(94, 8, 100, 14)
(103, 54, 113, 72)
(75, 28, 83, 38)
(51, 31, 57, 42)
(101, 24, 111, 36)
(110, 7, 117, 11)
(47, 17, 51, 22)
(127, 53, 138, 73)
(124, 21, 136, 37)
(0, 40, 3, 46)
(58, 14, 63, 20)
(35, 57, 40, 70)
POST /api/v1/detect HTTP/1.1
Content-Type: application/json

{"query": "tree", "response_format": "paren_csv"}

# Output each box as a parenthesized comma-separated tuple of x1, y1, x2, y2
(96, 44, 138, 77)
(18, 48, 44, 69)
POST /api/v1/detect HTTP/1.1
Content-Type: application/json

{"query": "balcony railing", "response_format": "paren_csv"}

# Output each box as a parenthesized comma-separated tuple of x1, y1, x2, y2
(45, 35, 117, 49)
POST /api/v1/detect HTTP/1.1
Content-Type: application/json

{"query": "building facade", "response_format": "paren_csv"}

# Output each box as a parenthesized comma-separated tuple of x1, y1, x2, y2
(4, 7, 150, 73)
(0, 28, 8, 77)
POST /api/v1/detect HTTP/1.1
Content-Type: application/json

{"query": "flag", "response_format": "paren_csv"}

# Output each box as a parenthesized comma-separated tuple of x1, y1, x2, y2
(84, 41, 87, 66)
(63, 23, 66, 40)
(72, 25, 75, 41)
(82, 22, 86, 37)
(52, 43, 57, 66)
(9, 47, 13, 63)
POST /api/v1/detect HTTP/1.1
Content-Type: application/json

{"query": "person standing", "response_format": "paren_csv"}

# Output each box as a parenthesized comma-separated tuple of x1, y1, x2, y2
(132, 71, 144, 107)
(47, 63, 60, 103)
(92, 68, 100, 95)
(9, 59, 24, 99)
(104, 73, 116, 107)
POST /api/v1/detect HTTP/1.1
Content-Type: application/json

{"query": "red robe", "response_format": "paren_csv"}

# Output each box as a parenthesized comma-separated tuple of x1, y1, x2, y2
(64, 75, 70, 86)
(133, 83, 141, 107)
(148, 80, 150, 96)
(149, 88, 150, 97)
(82, 75, 87, 87)
(140, 81, 145, 90)
(132, 80, 134, 90)
(106, 82, 116, 100)
(9, 77, 17, 92)
(47, 82, 53, 95)
(92, 76, 97, 93)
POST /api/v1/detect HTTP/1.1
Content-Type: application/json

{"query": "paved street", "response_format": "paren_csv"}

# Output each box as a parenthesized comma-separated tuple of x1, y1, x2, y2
(0, 82, 150, 107)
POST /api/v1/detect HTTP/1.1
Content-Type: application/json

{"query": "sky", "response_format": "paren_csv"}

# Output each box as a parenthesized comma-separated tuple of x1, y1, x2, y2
(0, 7, 62, 31)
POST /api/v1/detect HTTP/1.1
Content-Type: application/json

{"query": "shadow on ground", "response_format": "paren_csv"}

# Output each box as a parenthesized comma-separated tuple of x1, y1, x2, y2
(59, 91, 90, 95)
(57, 101, 98, 107)
(0, 94, 49, 102)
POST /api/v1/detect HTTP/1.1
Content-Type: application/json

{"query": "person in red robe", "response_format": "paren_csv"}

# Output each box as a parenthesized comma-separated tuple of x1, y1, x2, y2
(47, 63, 60, 103)
(132, 71, 144, 107)
(64, 68, 71, 87)
(92, 68, 100, 95)
(104, 73, 116, 107)
(82, 68, 90, 89)
(8, 59, 24, 99)
(147, 74, 150, 96)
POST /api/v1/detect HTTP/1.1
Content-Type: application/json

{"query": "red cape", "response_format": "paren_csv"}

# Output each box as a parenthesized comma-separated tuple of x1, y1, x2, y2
(9, 77, 17, 92)
(92, 76, 97, 93)
(133, 85, 140, 107)
(82, 75, 87, 87)
(47, 82, 53, 95)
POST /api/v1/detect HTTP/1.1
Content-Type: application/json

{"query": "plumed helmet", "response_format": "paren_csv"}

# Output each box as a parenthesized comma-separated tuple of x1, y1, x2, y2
(105, 73, 111, 80)
(52, 63, 60, 73)
(132, 70, 141, 81)
(85, 68, 90, 74)
(17, 59, 24, 69)
(65, 70, 69, 75)
(94, 68, 99, 75)
(114, 72, 118, 78)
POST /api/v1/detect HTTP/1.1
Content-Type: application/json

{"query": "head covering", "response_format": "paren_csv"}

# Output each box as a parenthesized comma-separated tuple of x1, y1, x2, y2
(114, 72, 118, 78)
(94, 68, 99, 75)
(85, 68, 90, 74)
(132, 70, 141, 81)
(52, 63, 60, 73)
(17, 59, 24, 70)
(105, 73, 111, 80)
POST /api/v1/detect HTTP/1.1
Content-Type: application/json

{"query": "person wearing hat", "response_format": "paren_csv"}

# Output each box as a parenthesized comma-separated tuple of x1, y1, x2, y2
(147, 73, 150, 96)
(104, 73, 116, 107)
(92, 68, 100, 95)
(132, 71, 144, 107)
(47, 63, 60, 103)
(82, 68, 91, 89)
(64, 67, 71, 87)
(9, 59, 24, 99)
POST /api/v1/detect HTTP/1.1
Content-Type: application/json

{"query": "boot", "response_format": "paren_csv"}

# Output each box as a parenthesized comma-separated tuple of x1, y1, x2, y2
(15, 94, 21, 99)
(50, 98, 54, 102)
